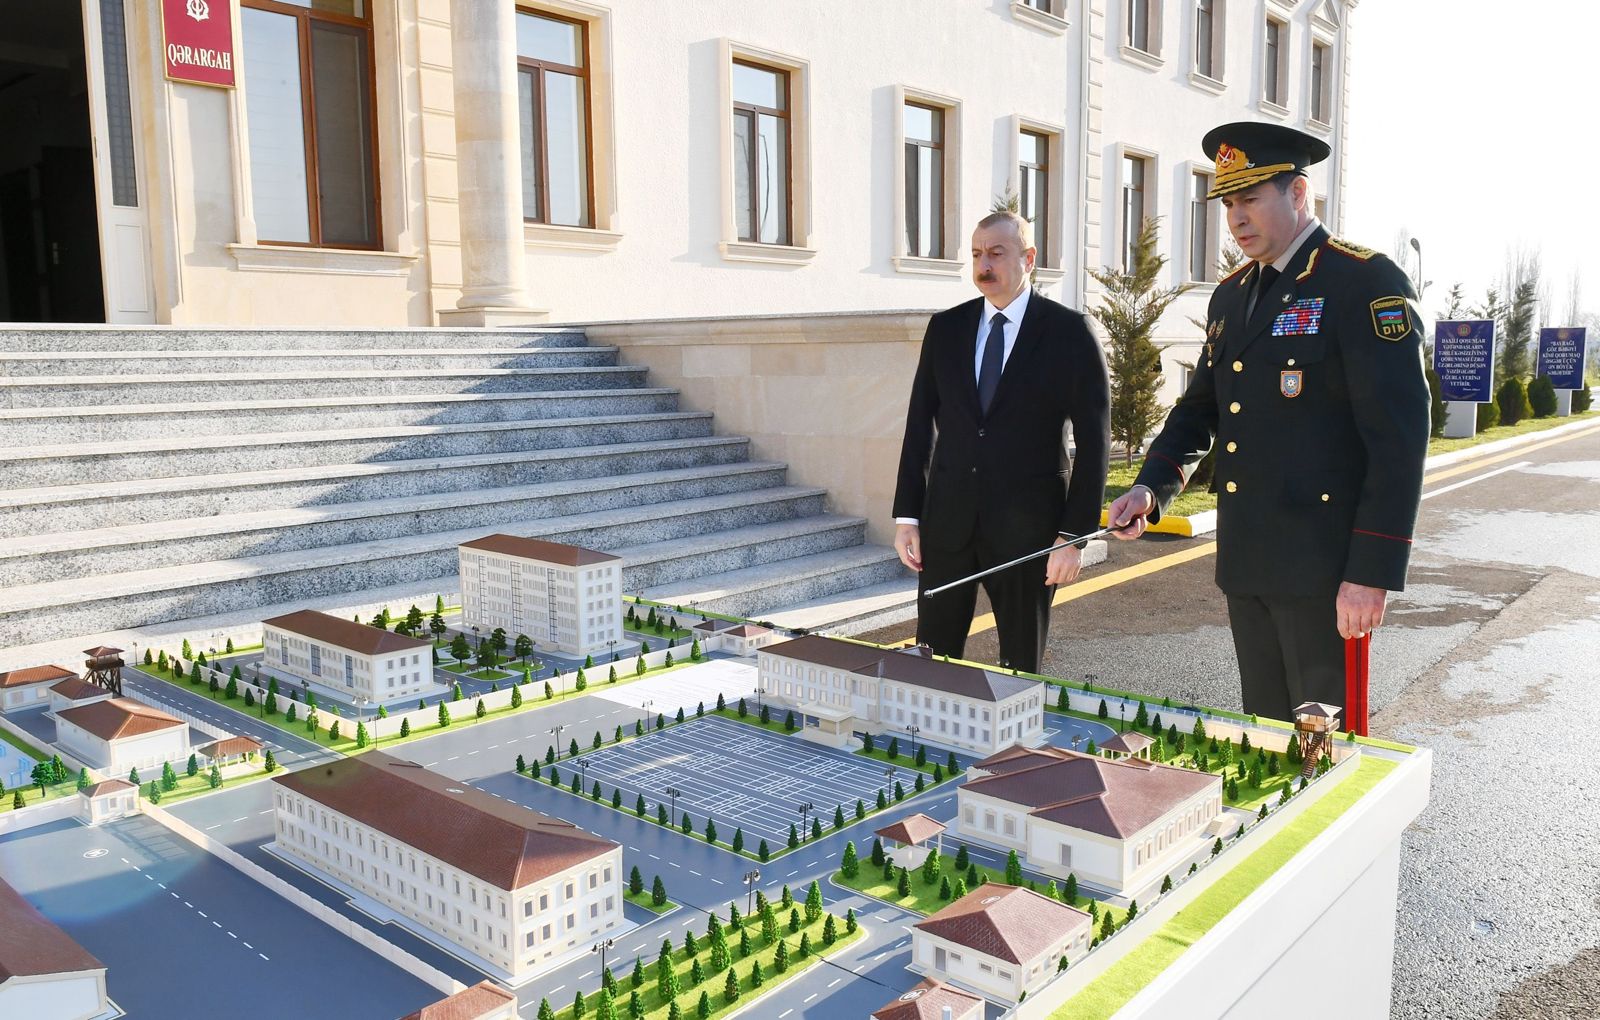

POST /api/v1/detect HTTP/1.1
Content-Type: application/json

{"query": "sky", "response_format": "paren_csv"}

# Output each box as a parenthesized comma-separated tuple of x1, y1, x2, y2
(1343, 0, 1597, 324)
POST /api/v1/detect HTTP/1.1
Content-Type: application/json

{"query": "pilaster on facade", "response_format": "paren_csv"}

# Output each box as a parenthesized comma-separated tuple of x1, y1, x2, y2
(1080, 0, 1109, 306)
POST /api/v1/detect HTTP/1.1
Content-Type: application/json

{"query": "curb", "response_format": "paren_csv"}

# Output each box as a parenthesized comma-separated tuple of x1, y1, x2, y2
(1099, 507, 1217, 538)
(1422, 413, 1600, 470)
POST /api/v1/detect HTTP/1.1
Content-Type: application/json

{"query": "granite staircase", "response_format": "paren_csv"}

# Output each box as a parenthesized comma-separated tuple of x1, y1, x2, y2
(0, 326, 906, 660)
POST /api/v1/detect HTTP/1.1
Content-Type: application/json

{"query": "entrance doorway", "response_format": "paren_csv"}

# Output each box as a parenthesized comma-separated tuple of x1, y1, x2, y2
(0, 1, 105, 322)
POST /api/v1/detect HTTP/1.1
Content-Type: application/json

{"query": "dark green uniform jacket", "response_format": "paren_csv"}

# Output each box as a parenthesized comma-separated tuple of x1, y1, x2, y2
(1134, 226, 1430, 597)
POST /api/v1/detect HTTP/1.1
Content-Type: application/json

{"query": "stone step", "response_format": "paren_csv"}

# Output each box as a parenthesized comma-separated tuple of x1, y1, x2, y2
(0, 365, 650, 407)
(0, 436, 755, 538)
(0, 493, 859, 647)
(0, 388, 684, 444)
(638, 543, 907, 621)
(2, 411, 717, 487)
(0, 515, 871, 672)
(0, 465, 804, 587)
(0, 326, 590, 353)
(0, 346, 619, 376)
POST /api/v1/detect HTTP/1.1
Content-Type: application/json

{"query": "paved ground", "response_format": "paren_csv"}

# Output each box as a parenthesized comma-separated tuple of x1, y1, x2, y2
(560, 715, 909, 845)
(589, 657, 760, 718)
(861, 417, 1600, 1018)
(0, 815, 440, 1019)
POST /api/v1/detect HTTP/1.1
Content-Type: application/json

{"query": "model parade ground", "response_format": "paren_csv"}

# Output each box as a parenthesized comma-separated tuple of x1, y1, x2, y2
(0, 534, 1426, 1020)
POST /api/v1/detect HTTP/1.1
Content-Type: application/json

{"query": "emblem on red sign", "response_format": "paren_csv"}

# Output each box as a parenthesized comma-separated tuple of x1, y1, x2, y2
(163, 0, 235, 88)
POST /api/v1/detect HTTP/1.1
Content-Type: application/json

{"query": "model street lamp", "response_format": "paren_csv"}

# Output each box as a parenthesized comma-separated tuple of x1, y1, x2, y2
(576, 757, 590, 787)
(797, 801, 815, 841)
(883, 765, 896, 799)
(743, 869, 761, 915)
(752, 686, 764, 715)
(548, 724, 566, 759)
(666, 786, 681, 820)
(641, 699, 654, 732)
(592, 937, 615, 973)
(906, 725, 921, 756)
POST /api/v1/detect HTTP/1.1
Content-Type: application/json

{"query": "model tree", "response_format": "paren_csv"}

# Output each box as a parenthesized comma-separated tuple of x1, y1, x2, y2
(449, 633, 471, 665)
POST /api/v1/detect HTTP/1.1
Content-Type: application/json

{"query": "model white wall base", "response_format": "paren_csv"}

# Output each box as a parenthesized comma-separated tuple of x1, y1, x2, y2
(1013, 749, 1431, 1019)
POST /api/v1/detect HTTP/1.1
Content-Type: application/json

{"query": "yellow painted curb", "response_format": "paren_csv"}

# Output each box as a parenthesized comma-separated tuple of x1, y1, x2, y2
(1098, 508, 1212, 537)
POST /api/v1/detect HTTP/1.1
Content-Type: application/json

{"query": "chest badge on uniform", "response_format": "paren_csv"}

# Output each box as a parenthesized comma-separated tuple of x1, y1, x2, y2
(1272, 297, 1324, 337)
(1281, 370, 1304, 398)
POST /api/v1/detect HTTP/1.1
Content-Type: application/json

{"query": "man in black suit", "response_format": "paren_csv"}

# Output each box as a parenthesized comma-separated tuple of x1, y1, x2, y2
(1107, 122, 1430, 721)
(892, 211, 1111, 674)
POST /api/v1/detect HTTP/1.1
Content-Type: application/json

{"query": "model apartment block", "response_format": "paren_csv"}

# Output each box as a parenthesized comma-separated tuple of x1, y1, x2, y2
(956, 745, 1224, 897)
(458, 535, 623, 658)
(272, 754, 622, 980)
(0, 876, 110, 1020)
(261, 610, 432, 703)
(757, 635, 1046, 755)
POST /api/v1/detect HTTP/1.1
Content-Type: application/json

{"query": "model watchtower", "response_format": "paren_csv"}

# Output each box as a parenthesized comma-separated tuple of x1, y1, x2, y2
(1292, 701, 1340, 778)
(82, 645, 124, 697)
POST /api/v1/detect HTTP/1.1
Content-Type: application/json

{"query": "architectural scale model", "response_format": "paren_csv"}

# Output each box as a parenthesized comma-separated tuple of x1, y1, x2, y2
(0, 664, 77, 715)
(955, 744, 1224, 897)
(909, 883, 1093, 1004)
(401, 981, 519, 1020)
(271, 752, 624, 981)
(870, 977, 985, 1020)
(53, 697, 188, 774)
(458, 535, 624, 659)
(0, 876, 110, 1020)
(758, 635, 1046, 753)
(261, 609, 436, 705)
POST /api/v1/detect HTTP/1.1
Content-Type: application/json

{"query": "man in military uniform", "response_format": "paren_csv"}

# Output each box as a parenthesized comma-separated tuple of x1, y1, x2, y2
(1106, 122, 1430, 721)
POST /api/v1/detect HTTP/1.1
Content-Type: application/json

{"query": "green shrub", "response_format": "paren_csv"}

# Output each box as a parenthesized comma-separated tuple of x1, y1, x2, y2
(1476, 398, 1500, 431)
(1424, 366, 1447, 437)
(1573, 381, 1593, 413)
(1496, 377, 1530, 426)
(1527, 375, 1557, 417)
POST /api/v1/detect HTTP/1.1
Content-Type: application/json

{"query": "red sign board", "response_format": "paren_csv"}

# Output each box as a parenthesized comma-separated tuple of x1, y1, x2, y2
(162, 0, 236, 88)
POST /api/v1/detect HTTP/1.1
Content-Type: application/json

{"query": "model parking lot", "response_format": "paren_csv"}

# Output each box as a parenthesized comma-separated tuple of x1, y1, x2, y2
(559, 715, 909, 845)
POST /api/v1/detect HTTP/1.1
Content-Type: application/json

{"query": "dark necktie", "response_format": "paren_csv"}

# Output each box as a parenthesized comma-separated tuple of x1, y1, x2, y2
(1251, 264, 1281, 319)
(978, 312, 1007, 414)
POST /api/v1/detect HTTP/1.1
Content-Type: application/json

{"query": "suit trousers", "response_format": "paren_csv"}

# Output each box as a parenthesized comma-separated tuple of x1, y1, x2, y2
(1225, 592, 1346, 721)
(916, 538, 1053, 674)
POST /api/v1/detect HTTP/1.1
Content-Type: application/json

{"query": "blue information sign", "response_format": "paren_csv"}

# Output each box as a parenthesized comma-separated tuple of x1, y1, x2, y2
(1536, 327, 1588, 390)
(1434, 320, 1495, 402)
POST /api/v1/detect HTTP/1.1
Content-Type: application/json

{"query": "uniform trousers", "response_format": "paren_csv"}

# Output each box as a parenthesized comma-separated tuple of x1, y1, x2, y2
(1225, 592, 1346, 721)
(916, 537, 1053, 674)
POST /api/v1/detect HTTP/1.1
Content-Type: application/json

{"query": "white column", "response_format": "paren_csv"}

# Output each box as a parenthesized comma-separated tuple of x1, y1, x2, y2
(440, 0, 545, 326)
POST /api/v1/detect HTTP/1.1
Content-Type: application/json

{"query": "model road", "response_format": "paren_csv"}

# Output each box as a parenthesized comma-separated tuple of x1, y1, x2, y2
(0, 814, 441, 1019)
(121, 666, 339, 769)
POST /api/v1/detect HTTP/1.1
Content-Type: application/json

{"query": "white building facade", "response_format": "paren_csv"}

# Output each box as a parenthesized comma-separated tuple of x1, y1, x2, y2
(956, 745, 1223, 897)
(910, 884, 1092, 1004)
(262, 610, 434, 705)
(20, 0, 1351, 332)
(54, 698, 189, 774)
(757, 636, 1045, 754)
(1090, 0, 1353, 400)
(0, 665, 76, 715)
(459, 535, 623, 659)
(273, 753, 623, 981)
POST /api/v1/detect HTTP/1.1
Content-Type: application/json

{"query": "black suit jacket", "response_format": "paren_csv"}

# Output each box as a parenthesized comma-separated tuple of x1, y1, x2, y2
(893, 291, 1111, 559)
(1135, 226, 1430, 596)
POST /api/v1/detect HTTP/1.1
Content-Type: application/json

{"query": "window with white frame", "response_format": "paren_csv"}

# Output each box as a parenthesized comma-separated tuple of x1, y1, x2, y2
(1018, 128, 1052, 267)
(1121, 153, 1149, 269)
(1128, 0, 1160, 54)
(1263, 14, 1288, 108)
(1310, 39, 1332, 123)
(903, 95, 949, 256)
(1188, 169, 1214, 282)
(515, 9, 592, 227)
(1193, 0, 1225, 80)
(732, 60, 791, 246)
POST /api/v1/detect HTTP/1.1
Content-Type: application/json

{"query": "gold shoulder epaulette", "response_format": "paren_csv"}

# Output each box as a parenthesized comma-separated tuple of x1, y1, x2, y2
(1326, 237, 1378, 261)
(1222, 262, 1252, 286)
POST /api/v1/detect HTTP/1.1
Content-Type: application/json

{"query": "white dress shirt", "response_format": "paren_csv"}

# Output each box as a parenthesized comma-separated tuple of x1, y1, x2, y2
(897, 287, 1033, 527)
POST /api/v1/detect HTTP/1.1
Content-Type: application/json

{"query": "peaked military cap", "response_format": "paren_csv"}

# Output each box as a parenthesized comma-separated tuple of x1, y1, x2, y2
(1201, 121, 1331, 199)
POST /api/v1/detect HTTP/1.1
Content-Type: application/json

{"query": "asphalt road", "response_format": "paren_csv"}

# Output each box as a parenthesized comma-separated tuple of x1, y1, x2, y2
(861, 418, 1600, 1018)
